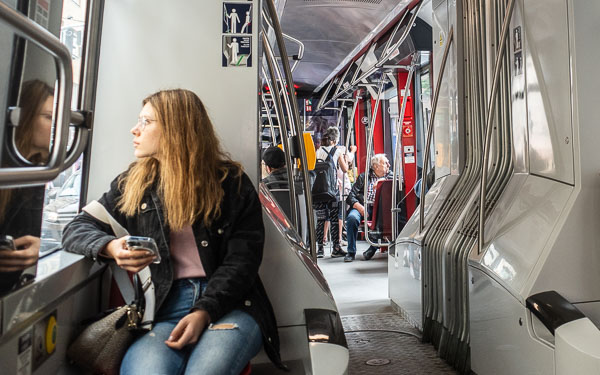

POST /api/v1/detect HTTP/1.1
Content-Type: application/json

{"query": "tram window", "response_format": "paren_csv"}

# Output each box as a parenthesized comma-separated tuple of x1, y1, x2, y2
(0, 0, 90, 296)
(419, 70, 433, 167)
(37, 1, 88, 255)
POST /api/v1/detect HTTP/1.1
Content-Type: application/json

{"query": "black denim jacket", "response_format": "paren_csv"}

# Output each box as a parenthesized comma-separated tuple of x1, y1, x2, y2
(62, 170, 284, 369)
(346, 170, 368, 209)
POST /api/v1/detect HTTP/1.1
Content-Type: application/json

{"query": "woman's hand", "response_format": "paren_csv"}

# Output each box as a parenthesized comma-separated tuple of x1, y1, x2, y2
(102, 237, 155, 273)
(165, 309, 210, 350)
(0, 235, 40, 272)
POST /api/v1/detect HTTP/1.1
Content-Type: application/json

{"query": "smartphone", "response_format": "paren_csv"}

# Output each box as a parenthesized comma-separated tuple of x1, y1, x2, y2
(125, 236, 161, 264)
(0, 235, 15, 251)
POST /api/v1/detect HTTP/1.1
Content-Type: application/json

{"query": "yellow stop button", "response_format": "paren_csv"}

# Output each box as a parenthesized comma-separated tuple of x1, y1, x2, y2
(45, 315, 57, 354)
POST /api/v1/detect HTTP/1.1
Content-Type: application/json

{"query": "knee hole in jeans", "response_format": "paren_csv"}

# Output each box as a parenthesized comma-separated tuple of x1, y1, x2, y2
(208, 323, 239, 330)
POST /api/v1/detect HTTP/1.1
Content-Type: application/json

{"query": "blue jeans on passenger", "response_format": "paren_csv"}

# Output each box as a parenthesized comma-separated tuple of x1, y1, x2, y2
(346, 208, 362, 255)
(121, 278, 262, 375)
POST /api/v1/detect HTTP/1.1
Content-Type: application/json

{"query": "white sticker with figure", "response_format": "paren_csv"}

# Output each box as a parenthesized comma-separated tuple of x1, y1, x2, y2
(223, 3, 252, 34)
(222, 36, 252, 67)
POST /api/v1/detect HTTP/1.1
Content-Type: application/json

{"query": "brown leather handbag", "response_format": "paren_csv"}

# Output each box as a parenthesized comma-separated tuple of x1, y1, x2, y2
(67, 271, 147, 375)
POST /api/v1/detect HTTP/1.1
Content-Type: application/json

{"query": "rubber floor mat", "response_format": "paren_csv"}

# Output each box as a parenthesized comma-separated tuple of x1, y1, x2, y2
(342, 313, 458, 374)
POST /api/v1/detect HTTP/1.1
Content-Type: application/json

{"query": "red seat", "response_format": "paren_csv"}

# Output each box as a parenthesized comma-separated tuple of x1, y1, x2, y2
(366, 179, 393, 241)
(240, 363, 251, 375)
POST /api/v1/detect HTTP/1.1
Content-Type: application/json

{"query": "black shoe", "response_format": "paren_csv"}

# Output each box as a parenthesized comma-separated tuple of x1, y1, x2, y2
(331, 245, 347, 258)
(363, 246, 377, 261)
(317, 246, 324, 258)
(344, 254, 355, 262)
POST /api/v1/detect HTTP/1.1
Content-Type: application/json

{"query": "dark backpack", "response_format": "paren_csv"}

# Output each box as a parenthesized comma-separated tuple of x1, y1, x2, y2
(311, 146, 338, 203)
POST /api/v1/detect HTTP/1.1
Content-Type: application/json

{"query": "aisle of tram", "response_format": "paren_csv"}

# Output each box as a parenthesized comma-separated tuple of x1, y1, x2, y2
(319, 241, 457, 374)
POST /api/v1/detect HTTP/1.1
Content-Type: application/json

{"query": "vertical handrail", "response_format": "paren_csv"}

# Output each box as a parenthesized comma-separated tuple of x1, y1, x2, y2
(261, 35, 299, 228)
(264, 0, 317, 261)
(344, 96, 360, 151)
(335, 102, 347, 129)
(478, 0, 516, 254)
(260, 94, 277, 145)
(419, 26, 454, 233)
(391, 58, 417, 240)
(363, 77, 393, 247)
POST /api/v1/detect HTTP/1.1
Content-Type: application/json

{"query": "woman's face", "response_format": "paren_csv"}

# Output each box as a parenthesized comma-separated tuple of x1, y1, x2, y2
(30, 96, 54, 158)
(131, 102, 162, 159)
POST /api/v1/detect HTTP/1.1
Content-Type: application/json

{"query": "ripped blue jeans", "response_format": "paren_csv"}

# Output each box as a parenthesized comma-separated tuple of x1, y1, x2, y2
(121, 278, 262, 375)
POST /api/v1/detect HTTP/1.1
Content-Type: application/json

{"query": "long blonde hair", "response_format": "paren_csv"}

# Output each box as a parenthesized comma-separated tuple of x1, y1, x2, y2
(117, 89, 242, 229)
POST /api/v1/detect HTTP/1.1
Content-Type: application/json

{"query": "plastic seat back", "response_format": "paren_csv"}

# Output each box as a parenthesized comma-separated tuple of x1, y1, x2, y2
(368, 180, 393, 240)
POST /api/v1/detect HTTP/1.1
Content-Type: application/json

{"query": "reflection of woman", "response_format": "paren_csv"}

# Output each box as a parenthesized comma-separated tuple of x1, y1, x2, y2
(15, 79, 54, 164)
(0, 80, 53, 293)
(63, 89, 283, 373)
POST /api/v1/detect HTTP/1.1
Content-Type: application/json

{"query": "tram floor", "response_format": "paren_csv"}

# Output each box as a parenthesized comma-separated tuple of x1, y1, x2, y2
(318, 241, 458, 375)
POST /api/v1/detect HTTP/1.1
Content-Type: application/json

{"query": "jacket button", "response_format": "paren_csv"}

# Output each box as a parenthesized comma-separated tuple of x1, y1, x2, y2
(141, 203, 147, 210)
(244, 300, 251, 306)
(217, 228, 224, 234)
(268, 337, 272, 343)
(201, 240, 209, 247)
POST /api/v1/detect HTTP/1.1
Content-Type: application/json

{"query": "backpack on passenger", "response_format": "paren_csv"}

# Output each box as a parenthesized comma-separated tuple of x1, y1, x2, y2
(311, 146, 338, 203)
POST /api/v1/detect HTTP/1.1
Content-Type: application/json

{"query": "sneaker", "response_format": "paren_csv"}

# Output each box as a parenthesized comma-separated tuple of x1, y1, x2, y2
(317, 246, 324, 258)
(344, 254, 355, 262)
(363, 246, 377, 261)
(340, 239, 348, 246)
(331, 245, 347, 258)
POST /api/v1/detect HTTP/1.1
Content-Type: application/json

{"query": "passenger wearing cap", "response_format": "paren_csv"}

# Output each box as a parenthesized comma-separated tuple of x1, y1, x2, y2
(262, 146, 289, 189)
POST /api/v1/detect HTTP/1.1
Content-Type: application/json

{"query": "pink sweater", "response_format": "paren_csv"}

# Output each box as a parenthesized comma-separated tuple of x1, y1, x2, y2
(169, 225, 206, 279)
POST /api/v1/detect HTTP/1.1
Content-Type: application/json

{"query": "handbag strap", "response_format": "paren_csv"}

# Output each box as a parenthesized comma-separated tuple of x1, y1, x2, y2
(82, 200, 155, 330)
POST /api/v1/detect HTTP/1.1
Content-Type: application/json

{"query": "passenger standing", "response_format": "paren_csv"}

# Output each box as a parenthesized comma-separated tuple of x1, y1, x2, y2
(314, 127, 348, 258)
(62, 89, 284, 374)
(336, 145, 356, 245)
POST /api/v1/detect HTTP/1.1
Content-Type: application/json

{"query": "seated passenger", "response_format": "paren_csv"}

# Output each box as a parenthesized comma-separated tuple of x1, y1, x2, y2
(261, 146, 288, 189)
(62, 89, 284, 374)
(344, 154, 391, 262)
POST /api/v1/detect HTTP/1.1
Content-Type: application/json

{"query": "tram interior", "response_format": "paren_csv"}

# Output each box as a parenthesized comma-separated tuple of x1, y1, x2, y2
(0, 0, 600, 374)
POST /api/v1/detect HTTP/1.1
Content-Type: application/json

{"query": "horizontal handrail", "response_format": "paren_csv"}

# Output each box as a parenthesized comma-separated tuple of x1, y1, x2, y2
(317, 1, 423, 111)
(0, 2, 73, 186)
(261, 8, 305, 73)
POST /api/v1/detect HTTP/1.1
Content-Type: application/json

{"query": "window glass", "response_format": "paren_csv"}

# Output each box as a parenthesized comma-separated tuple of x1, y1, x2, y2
(40, 1, 88, 255)
(419, 71, 433, 168)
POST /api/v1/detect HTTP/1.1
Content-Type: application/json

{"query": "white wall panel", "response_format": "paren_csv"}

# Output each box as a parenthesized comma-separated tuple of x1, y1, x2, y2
(88, 0, 260, 201)
(524, 0, 574, 184)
